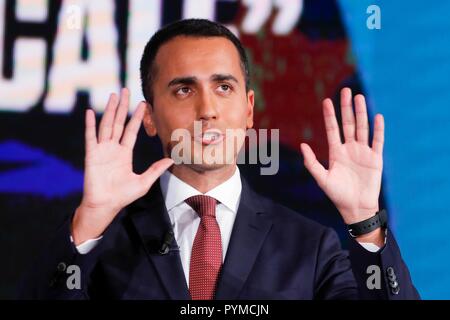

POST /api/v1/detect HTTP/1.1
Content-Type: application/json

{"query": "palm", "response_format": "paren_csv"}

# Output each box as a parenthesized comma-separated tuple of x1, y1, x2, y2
(81, 89, 173, 213)
(301, 88, 385, 224)
(325, 141, 382, 215)
(84, 142, 138, 210)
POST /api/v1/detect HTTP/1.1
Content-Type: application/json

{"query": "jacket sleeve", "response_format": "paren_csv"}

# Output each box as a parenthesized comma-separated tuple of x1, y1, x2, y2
(17, 216, 100, 300)
(347, 228, 420, 299)
(313, 227, 359, 299)
(314, 227, 420, 300)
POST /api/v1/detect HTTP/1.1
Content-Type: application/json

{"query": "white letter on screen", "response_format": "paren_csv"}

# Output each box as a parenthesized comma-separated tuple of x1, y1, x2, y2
(126, 0, 161, 111)
(0, 0, 46, 112)
(45, 0, 120, 113)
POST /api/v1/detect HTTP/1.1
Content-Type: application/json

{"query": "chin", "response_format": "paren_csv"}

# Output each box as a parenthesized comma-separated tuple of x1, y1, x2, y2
(187, 160, 235, 173)
(190, 164, 225, 173)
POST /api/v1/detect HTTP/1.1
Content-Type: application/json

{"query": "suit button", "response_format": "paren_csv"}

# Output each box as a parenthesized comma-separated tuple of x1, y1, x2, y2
(57, 262, 67, 272)
(49, 277, 57, 287)
(391, 286, 400, 295)
(389, 280, 399, 289)
(49, 262, 67, 288)
(387, 274, 397, 282)
(386, 267, 395, 276)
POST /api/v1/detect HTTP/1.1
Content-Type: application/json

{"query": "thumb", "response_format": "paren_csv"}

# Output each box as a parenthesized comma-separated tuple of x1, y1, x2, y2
(140, 157, 174, 188)
(300, 143, 327, 188)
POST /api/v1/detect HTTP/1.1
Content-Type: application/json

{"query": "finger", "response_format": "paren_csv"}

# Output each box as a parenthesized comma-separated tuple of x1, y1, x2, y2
(112, 88, 130, 142)
(354, 94, 369, 145)
(98, 93, 119, 142)
(372, 114, 384, 154)
(140, 158, 174, 188)
(300, 143, 327, 188)
(340, 87, 356, 142)
(85, 109, 97, 152)
(322, 98, 342, 147)
(120, 101, 146, 148)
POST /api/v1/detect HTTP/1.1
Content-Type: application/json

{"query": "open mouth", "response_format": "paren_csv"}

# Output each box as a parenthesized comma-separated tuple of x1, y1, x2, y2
(194, 129, 225, 145)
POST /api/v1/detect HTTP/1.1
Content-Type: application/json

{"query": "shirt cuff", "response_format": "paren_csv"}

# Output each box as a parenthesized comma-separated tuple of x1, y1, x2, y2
(358, 242, 381, 252)
(355, 228, 388, 252)
(70, 235, 103, 254)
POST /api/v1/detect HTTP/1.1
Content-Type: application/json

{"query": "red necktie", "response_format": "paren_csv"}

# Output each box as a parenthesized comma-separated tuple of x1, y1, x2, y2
(185, 195, 222, 300)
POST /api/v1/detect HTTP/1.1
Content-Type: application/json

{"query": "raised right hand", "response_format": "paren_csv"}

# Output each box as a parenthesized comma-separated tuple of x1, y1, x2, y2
(72, 88, 173, 245)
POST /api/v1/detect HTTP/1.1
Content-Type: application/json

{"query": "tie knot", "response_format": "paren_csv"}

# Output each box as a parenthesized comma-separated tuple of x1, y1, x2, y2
(185, 195, 217, 218)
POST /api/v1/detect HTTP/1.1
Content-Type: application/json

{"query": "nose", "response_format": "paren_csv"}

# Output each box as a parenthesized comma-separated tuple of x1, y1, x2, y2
(196, 87, 218, 121)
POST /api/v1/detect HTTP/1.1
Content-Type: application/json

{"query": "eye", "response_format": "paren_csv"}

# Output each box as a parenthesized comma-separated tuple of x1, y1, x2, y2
(175, 87, 192, 96)
(217, 84, 232, 93)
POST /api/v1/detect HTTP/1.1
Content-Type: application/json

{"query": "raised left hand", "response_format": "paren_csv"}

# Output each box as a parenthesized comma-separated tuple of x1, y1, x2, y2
(300, 87, 384, 225)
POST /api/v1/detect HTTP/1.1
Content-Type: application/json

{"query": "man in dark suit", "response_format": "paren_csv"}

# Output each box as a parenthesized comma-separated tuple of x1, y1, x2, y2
(21, 19, 419, 299)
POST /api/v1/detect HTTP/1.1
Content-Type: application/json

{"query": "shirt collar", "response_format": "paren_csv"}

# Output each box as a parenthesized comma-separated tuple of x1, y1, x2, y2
(159, 166, 242, 213)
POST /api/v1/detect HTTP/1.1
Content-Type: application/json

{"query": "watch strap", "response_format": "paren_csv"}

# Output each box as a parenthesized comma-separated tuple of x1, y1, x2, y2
(347, 209, 387, 238)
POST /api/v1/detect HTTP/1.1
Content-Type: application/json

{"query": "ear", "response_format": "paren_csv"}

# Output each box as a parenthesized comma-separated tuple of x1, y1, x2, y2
(246, 89, 255, 129)
(143, 102, 158, 137)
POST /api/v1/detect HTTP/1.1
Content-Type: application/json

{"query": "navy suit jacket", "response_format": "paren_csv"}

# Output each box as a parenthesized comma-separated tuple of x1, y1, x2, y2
(20, 177, 420, 299)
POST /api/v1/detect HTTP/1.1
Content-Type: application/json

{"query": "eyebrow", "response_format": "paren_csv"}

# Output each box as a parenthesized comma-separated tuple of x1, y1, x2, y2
(168, 76, 197, 87)
(210, 73, 239, 84)
(167, 73, 239, 87)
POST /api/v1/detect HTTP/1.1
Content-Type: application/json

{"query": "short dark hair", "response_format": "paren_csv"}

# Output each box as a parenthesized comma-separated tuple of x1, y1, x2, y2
(140, 19, 250, 105)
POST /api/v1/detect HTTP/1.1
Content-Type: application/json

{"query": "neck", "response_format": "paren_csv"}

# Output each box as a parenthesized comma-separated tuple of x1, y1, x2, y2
(169, 164, 237, 193)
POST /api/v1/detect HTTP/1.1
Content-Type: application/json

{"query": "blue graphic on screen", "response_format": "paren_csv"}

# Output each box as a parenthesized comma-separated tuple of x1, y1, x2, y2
(0, 140, 82, 198)
(340, 0, 450, 299)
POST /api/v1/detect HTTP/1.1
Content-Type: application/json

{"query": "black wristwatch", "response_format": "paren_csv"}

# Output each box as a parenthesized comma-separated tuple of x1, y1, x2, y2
(347, 209, 388, 238)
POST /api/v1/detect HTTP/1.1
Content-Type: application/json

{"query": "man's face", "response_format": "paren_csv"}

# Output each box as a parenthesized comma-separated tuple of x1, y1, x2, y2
(143, 36, 254, 171)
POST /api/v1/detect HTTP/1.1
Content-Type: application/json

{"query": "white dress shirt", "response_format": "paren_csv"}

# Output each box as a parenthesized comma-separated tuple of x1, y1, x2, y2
(74, 165, 381, 285)
(159, 166, 241, 284)
(74, 166, 242, 285)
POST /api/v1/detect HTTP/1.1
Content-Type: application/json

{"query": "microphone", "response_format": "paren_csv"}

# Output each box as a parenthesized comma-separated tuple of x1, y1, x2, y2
(158, 230, 175, 255)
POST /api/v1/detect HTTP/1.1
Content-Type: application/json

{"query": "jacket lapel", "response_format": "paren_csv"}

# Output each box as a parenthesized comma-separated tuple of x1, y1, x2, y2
(128, 175, 273, 300)
(215, 178, 273, 299)
(129, 182, 190, 300)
